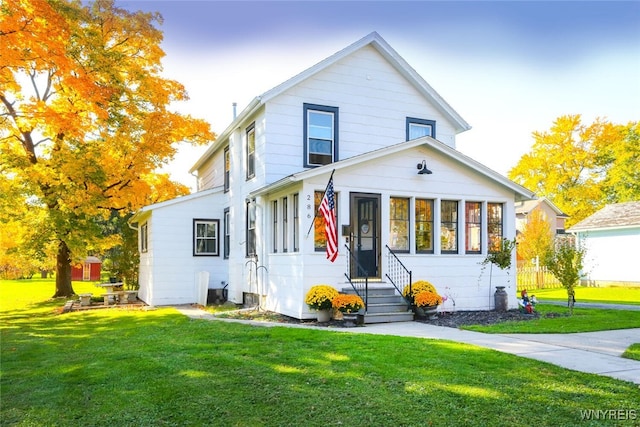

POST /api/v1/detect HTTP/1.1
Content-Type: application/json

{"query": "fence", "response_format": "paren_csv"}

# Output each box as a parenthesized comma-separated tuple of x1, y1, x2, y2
(516, 260, 562, 291)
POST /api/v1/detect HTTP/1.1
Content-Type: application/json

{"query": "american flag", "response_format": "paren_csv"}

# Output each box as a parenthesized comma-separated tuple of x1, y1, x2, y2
(319, 176, 338, 262)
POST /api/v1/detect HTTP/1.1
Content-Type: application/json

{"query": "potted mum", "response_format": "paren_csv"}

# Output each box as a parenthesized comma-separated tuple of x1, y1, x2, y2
(305, 285, 339, 322)
(402, 280, 439, 304)
(332, 294, 365, 326)
(414, 290, 443, 319)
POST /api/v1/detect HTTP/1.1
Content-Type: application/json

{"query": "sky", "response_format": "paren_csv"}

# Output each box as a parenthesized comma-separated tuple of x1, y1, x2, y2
(120, 1, 640, 191)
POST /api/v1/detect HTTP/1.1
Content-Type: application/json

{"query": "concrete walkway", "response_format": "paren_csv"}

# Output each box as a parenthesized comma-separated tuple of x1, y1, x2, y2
(172, 305, 640, 385)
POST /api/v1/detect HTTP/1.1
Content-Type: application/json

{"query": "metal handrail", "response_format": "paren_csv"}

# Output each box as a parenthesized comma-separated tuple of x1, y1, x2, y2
(385, 244, 412, 304)
(343, 244, 368, 312)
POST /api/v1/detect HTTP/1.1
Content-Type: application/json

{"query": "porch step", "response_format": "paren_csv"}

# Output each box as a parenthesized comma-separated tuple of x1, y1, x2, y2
(340, 285, 414, 324)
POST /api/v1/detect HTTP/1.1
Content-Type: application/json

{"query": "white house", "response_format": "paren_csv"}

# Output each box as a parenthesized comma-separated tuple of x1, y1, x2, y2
(568, 201, 640, 286)
(130, 32, 534, 321)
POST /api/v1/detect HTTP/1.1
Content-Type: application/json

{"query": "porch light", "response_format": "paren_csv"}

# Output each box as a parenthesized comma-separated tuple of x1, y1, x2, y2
(417, 160, 432, 175)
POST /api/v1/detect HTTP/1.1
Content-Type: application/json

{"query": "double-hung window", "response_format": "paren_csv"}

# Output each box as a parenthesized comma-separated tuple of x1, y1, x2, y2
(272, 200, 278, 253)
(465, 202, 482, 254)
(194, 219, 219, 256)
(293, 193, 299, 252)
(224, 147, 230, 192)
(304, 103, 338, 167)
(389, 197, 409, 252)
(441, 200, 458, 253)
(140, 222, 148, 253)
(488, 203, 504, 252)
(415, 199, 434, 253)
(246, 124, 255, 179)
(223, 208, 230, 259)
(406, 117, 436, 141)
(282, 197, 288, 253)
(246, 201, 256, 257)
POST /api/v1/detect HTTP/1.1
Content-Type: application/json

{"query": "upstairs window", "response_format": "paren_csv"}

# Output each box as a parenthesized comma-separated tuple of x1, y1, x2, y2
(304, 103, 338, 167)
(194, 219, 219, 256)
(246, 123, 255, 180)
(406, 117, 436, 141)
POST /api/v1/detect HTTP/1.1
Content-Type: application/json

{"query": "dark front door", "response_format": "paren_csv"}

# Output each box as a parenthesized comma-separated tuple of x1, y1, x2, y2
(350, 193, 381, 279)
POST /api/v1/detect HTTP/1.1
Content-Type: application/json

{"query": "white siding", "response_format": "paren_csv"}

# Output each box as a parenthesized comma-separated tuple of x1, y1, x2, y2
(579, 228, 640, 283)
(263, 46, 458, 184)
(137, 191, 227, 306)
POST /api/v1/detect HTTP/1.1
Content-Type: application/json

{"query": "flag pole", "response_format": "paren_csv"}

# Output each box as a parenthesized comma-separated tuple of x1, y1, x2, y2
(305, 169, 335, 238)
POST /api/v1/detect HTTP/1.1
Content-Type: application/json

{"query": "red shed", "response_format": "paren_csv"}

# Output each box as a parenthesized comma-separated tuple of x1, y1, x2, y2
(71, 256, 102, 281)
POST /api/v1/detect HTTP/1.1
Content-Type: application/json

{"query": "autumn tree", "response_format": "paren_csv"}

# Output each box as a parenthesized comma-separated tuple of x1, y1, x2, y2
(0, 0, 213, 296)
(516, 209, 554, 264)
(543, 237, 586, 316)
(509, 115, 639, 227)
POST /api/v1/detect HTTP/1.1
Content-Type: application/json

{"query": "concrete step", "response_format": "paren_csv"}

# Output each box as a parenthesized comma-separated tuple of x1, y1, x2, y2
(363, 311, 415, 324)
(366, 302, 412, 314)
(341, 285, 400, 297)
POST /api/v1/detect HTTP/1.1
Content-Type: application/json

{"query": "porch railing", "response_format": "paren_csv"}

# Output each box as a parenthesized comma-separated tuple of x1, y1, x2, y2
(385, 245, 412, 304)
(344, 244, 368, 312)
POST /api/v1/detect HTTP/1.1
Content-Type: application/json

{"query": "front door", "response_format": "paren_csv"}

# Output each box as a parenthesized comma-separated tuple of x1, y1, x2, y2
(350, 193, 381, 279)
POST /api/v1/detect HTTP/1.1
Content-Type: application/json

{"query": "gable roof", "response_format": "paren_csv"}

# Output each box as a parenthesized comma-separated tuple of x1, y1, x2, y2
(129, 187, 223, 224)
(249, 136, 535, 202)
(190, 32, 471, 174)
(515, 198, 568, 218)
(568, 201, 640, 232)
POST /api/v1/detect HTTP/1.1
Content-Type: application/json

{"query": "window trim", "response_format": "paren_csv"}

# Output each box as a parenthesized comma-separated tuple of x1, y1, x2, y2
(246, 123, 255, 180)
(193, 219, 220, 257)
(303, 103, 339, 167)
(406, 117, 436, 141)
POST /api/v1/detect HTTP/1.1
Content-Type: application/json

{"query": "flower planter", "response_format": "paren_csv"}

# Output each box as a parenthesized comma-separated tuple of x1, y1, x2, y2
(340, 313, 358, 327)
(415, 305, 438, 320)
(316, 309, 331, 323)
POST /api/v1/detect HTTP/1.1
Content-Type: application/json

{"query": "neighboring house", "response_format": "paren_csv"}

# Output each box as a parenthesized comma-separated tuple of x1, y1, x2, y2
(568, 201, 640, 286)
(515, 198, 568, 236)
(130, 32, 534, 320)
(71, 256, 101, 281)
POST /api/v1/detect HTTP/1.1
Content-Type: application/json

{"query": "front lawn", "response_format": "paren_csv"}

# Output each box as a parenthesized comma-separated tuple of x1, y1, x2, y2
(530, 286, 640, 305)
(1, 279, 639, 426)
(464, 304, 640, 333)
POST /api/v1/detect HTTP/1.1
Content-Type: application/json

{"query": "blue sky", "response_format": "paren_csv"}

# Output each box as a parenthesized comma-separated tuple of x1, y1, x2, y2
(121, 1, 640, 189)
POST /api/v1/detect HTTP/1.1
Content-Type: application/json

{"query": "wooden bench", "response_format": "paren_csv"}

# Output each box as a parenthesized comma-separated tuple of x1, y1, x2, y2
(79, 293, 92, 307)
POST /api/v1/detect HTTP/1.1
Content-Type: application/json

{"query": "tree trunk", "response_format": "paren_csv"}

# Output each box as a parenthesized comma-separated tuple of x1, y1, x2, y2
(53, 240, 75, 297)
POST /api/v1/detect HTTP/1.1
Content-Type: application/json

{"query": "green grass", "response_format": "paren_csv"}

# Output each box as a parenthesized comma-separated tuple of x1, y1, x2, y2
(464, 304, 640, 334)
(623, 343, 640, 361)
(2, 279, 639, 426)
(530, 286, 640, 305)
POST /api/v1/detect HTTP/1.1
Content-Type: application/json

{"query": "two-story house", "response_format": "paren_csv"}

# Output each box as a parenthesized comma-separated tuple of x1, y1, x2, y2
(130, 32, 534, 321)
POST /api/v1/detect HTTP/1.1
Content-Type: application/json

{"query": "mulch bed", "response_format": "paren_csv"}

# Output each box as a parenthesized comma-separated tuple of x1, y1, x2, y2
(214, 306, 546, 328)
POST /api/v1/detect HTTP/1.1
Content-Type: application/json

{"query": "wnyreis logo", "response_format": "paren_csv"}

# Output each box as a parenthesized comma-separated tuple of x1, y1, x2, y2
(580, 409, 637, 421)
